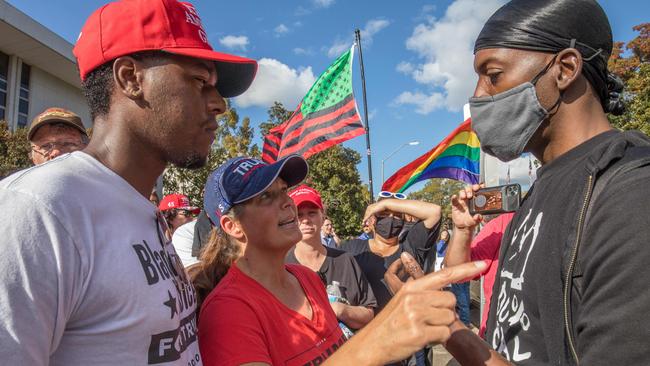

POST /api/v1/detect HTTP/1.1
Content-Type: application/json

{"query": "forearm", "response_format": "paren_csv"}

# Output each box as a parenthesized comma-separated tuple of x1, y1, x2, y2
(445, 321, 512, 366)
(444, 227, 473, 267)
(338, 305, 374, 329)
(322, 326, 380, 365)
(382, 199, 442, 228)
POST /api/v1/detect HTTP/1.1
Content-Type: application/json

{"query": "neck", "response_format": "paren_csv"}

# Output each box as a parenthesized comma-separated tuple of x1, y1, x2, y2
(237, 245, 291, 288)
(530, 95, 613, 165)
(84, 113, 166, 198)
(294, 238, 327, 271)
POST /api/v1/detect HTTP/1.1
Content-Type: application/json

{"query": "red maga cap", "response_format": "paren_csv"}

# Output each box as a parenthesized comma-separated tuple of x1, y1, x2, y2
(73, 0, 257, 98)
(159, 193, 200, 214)
(289, 185, 323, 210)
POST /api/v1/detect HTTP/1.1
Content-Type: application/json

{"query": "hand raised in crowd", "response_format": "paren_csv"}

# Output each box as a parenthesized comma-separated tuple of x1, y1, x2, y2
(451, 184, 485, 230)
(325, 260, 487, 365)
(384, 252, 426, 294)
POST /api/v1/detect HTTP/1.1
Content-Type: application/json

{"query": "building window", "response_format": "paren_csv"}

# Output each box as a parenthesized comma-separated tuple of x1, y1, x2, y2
(17, 62, 31, 128)
(0, 51, 8, 121)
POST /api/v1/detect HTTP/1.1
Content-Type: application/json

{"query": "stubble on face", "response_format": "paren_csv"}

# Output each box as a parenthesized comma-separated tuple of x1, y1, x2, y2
(138, 55, 222, 169)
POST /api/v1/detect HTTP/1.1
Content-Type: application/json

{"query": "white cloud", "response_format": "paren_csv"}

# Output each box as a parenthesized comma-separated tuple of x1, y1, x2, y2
(327, 40, 350, 58)
(313, 0, 335, 8)
(393, 91, 445, 115)
(218, 35, 249, 51)
(274, 24, 289, 36)
(293, 47, 314, 56)
(395, 0, 506, 113)
(396, 61, 415, 74)
(327, 18, 390, 57)
(233, 58, 316, 109)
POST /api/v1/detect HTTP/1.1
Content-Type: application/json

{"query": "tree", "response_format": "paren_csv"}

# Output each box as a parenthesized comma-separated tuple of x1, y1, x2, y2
(407, 178, 466, 226)
(259, 102, 370, 238)
(0, 122, 31, 178)
(163, 107, 260, 206)
(608, 23, 650, 135)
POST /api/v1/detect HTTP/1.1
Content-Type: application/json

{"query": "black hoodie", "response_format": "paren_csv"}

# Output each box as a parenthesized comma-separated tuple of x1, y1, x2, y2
(485, 130, 650, 365)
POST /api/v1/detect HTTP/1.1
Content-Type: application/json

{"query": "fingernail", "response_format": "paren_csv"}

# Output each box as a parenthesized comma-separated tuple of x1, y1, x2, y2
(474, 260, 488, 270)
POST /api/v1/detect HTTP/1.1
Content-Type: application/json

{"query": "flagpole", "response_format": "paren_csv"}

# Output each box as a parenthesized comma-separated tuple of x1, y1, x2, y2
(355, 29, 375, 202)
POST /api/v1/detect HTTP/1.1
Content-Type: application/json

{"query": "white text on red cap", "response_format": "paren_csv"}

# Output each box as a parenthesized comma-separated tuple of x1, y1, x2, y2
(180, 3, 208, 43)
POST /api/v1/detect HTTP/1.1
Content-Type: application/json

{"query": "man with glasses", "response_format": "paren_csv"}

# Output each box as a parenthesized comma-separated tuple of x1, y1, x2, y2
(159, 193, 200, 237)
(28, 107, 88, 165)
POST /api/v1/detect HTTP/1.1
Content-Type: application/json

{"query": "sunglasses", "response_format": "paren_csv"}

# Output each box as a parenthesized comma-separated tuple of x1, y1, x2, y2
(378, 191, 407, 200)
(175, 209, 197, 217)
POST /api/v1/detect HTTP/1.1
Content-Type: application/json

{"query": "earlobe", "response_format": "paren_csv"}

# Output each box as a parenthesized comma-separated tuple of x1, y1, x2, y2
(557, 48, 583, 92)
(113, 56, 144, 100)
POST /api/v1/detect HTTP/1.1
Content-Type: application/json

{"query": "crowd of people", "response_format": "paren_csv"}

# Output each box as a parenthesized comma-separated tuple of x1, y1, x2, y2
(2, 0, 650, 365)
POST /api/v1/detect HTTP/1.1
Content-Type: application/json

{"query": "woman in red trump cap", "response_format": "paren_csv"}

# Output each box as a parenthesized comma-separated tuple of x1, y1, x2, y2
(191, 155, 487, 366)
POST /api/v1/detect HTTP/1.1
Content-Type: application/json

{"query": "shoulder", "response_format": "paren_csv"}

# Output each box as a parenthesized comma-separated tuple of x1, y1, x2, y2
(340, 239, 368, 253)
(172, 221, 196, 242)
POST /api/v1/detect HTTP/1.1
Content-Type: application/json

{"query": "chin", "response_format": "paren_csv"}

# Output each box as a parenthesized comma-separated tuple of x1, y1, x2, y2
(170, 151, 207, 169)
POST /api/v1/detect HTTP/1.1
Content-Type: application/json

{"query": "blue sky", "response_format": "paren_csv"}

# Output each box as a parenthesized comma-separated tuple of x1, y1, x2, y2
(9, 0, 649, 193)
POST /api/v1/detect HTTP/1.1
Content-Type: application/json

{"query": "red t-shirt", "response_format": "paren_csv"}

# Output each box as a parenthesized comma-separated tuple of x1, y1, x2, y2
(198, 263, 345, 366)
(470, 212, 514, 338)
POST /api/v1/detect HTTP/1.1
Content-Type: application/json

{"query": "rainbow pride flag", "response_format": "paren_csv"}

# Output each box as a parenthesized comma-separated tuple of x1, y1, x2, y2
(381, 118, 480, 193)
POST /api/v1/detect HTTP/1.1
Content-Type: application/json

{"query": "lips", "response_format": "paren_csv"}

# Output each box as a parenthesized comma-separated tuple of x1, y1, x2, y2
(279, 217, 297, 227)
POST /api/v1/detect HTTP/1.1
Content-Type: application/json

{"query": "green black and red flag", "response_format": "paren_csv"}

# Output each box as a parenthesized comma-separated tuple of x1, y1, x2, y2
(262, 46, 365, 163)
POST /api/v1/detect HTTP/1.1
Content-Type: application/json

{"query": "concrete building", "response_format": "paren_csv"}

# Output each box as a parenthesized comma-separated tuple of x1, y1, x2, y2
(0, 0, 90, 131)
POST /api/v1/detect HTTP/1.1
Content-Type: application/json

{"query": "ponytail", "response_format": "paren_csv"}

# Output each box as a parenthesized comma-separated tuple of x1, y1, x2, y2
(189, 207, 243, 311)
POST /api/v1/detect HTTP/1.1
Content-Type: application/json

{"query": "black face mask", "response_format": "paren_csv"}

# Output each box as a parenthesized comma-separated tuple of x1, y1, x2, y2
(374, 216, 404, 239)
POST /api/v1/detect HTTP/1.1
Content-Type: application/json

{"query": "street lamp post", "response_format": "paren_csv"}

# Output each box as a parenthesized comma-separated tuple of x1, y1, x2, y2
(381, 141, 420, 185)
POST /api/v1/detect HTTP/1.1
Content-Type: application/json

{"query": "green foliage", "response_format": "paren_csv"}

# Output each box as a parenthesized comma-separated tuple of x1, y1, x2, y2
(259, 101, 293, 136)
(407, 178, 466, 226)
(0, 121, 32, 178)
(608, 23, 650, 135)
(259, 102, 370, 238)
(162, 108, 260, 206)
(306, 145, 368, 238)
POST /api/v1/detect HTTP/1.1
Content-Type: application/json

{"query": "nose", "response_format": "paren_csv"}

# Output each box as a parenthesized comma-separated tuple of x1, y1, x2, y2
(47, 147, 63, 160)
(207, 86, 227, 116)
(472, 77, 491, 98)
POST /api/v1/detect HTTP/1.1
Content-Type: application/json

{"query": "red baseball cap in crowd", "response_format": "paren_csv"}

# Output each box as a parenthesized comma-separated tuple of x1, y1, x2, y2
(289, 185, 323, 210)
(159, 193, 200, 214)
(73, 0, 257, 98)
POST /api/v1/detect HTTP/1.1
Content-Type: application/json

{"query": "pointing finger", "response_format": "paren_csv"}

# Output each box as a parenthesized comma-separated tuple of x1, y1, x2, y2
(406, 261, 487, 292)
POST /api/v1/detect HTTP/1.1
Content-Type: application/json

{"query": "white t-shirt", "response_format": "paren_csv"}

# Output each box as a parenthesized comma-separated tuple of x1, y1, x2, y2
(0, 152, 202, 366)
(172, 220, 200, 267)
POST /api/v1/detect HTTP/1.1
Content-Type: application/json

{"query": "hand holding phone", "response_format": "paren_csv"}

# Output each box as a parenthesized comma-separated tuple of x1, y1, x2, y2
(468, 184, 521, 216)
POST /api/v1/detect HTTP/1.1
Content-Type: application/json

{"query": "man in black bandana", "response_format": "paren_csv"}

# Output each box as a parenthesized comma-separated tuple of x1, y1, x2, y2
(443, 0, 650, 365)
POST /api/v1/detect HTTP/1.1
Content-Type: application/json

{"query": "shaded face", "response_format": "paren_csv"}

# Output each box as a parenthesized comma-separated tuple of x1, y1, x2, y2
(169, 209, 196, 232)
(440, 231, 449, 242)
(237, 178, 301, 250)
(322, 219, 333, 235)
(138, 54, 227, 169)
(30, 124, 86, 165)
(297, 202, 324, 241)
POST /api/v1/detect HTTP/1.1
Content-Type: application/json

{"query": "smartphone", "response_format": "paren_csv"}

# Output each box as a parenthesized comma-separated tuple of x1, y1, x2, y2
(468, 184, 521, 216)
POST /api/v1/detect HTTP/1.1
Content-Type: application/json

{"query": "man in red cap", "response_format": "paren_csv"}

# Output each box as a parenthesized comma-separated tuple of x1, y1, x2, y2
(285, 185, 377, 332)
(159, 193, 200, 237)
(0, 1, 256, 364)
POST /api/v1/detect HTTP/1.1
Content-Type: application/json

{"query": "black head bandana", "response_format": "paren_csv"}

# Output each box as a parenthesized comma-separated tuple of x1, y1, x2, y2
(474, 0, 624, 115)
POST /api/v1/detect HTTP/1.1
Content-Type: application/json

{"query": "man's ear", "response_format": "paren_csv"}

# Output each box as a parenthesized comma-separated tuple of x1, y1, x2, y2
(113, 56, 145, 100)
(556, 48, 583, 92)
(221, 216, 245, 240)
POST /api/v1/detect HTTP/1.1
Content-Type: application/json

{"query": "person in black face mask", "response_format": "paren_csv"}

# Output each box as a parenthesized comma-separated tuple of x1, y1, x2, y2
(340, 194, 442, 313)
(441, 1, 650, 365)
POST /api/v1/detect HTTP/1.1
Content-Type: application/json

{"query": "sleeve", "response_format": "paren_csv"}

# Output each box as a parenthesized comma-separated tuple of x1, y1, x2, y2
(346, 255, 378, 310)
(575, 167, 650, 364)
(469, 214, 511, 275)
(198, 296, 272, 366)
(403, 220, 441, 266)
(0, 190, 85, 365)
